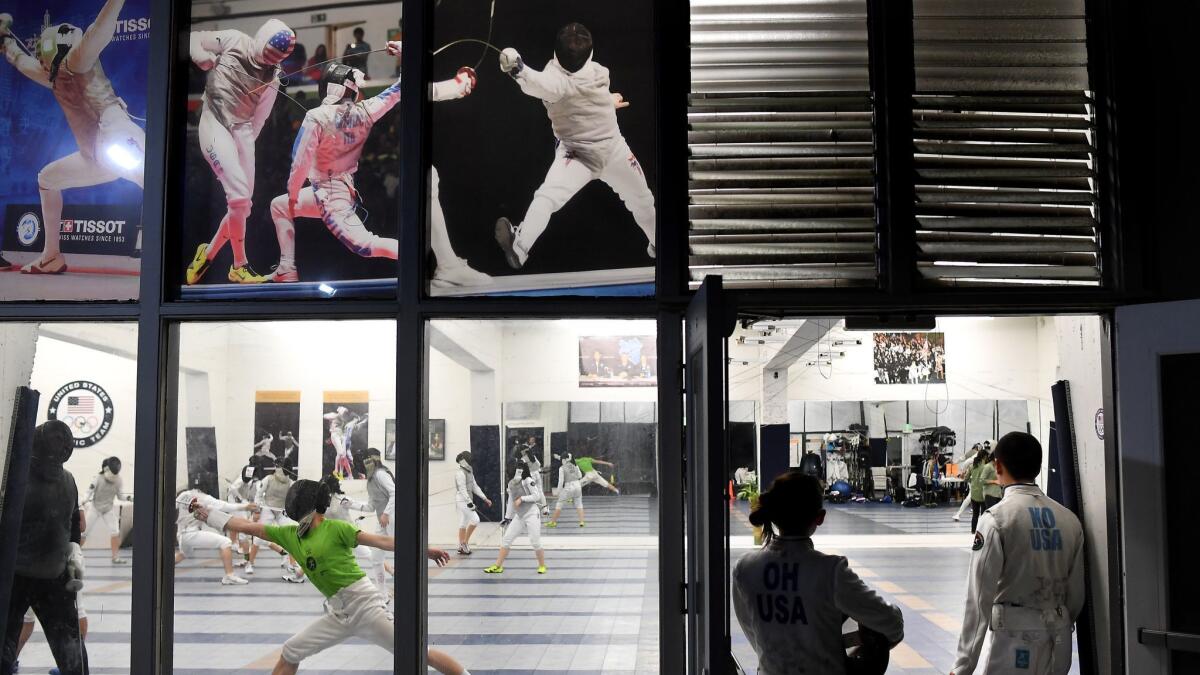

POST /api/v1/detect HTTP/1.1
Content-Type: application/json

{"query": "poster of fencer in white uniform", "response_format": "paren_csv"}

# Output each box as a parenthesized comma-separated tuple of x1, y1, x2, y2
(178, 1, 421, 299)
(322, 397, 369, 479)
(0, 0, 150, 301)
(430, 0, 657, 296)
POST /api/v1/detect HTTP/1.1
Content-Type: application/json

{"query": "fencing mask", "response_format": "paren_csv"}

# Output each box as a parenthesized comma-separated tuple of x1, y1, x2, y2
(320, 62, 366, 105)
(31, 420, 74, 480)
(554, 22, 592, 73)
(456, 451, 473, 471)
(252, 19, 296, 66)
(363, 447, 383, 475)
(39, 24, 82, 83)
(285, 479, 332, 537)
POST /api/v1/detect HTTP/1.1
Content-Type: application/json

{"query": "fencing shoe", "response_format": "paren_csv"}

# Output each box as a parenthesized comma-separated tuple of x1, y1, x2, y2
(432, 258, 492, 287)
(21, 253, 67, 275)
(186, 243, 211, 284)
(494, 217, 523, 269)
(537, 565, 547, 574)
(269, 264, 300, 283)
(221, 574, 249, 585)
(546, 521, 558, 528)
(483, 565, 504, 574)
(228, 264, 267, 284)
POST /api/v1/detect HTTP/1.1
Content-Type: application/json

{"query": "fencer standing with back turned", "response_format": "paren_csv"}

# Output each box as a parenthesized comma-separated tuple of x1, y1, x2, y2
(0, 0, 145, 275)
(185, 19, 296, 285)
(493, 23, 656, 270)
(266, 41, 490, 288)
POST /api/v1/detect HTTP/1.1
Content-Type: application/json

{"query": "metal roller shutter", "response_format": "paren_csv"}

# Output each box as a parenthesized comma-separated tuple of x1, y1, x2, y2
(912, 0, 1100, 286)
(689, 0, 877, 289)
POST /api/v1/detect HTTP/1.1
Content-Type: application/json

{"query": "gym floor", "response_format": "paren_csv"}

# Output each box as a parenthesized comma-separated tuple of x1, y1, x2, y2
(14, 498, 1079, 674)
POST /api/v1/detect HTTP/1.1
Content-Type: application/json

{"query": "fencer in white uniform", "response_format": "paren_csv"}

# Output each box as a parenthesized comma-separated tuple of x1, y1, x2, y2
(226, 462, 261, 572)
(547, 453, 585, 528)
(256, 460, 304, 582)
(185, 19, 295, 285)
(267, 41, 490, 289)
(453, 452, 492, 555)
(493, 23, 656, 269)
(174, 488, 258, 585)
(485, 459, 548, 574)
(0, 0, 145, 274)
(81, 456, 127, 564)
(363, 448, 397, 602)
(952, 432, 1085, 675)
(953, 445, 981, 522)
(732, 471, 903, 675)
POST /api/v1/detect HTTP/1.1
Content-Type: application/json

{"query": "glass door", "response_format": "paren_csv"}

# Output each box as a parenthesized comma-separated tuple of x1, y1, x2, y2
(684, 277, 736, 674)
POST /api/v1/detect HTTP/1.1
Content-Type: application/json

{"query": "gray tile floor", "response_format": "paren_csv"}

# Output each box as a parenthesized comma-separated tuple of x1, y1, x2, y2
(16, 498, 1082, 674)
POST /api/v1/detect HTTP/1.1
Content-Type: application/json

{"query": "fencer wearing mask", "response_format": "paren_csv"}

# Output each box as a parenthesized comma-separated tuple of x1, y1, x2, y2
(362, 448, 396, 603)
(185, 18, 296, 285)
(951, 432, 1085, 675)
(81, 456, 127, 564)
(1, 421, 89, 674)
(174, 484, 258, 585)
(189, 479, 470, 675)
(484, 458, 547, 575)
(256, 456, 303, 582)
(732, 471, 904, 675)
(453, 452, 492, 556)
(547, 453, 586, 528)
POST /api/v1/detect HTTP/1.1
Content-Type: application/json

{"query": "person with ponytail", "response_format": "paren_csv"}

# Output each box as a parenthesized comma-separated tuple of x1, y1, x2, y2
(732, 471, 904, 675)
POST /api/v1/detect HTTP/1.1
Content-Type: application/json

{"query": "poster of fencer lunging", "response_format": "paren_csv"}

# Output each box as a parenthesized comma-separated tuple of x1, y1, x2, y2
(0, 0, 149, 301)
(430, 0, 657, 296)
(178, 1, 413, 299)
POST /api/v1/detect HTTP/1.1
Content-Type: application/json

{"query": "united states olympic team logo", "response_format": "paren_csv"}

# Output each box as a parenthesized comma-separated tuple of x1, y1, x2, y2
(47, 381, 114, 448)
(16, 212, 41, 246)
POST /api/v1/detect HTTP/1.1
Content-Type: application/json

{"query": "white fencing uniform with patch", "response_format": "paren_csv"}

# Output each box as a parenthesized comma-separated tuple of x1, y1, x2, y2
(454, 465, 487, 528)
(732, 535, 904, 675)
(508, 57, 655, 263)
(366, 467, 396, 595)
(176, 490, 241, 557)
(556, 462, 584, 508)
(952, 484, 1084, 675)
(501, 476, 545, 550)
(256, 473, 295, 528)
(326, 496, 373, 562)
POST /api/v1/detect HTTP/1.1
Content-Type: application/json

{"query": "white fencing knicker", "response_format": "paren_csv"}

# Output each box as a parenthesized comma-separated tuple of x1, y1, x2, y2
(984, 604, 1073, 675)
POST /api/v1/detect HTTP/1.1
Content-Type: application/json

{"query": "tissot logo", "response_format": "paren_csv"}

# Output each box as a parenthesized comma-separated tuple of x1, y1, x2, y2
(116, 17, 150, 34)
(61, 219, 126, 235)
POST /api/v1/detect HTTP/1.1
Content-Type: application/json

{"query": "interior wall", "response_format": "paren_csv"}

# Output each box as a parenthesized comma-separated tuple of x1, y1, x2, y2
(28, 326, 139, 500)
(1053, 315, 1112, 674)
(499, 320, 658, 403)
(428, 347, 473, 546)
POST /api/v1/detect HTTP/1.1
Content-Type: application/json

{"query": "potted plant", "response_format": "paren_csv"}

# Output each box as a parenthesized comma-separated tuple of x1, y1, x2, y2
(736, 479, 764, 545)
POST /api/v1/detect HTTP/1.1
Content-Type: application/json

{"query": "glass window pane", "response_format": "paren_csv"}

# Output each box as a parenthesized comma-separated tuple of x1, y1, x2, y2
(427, 319, 660, 672)
(171, 321, 395, 672)
(0, 2, 150, 301)
(428, 2, 657, 297)
(1, 322, 137, 671)
(177, 2, 403, 300)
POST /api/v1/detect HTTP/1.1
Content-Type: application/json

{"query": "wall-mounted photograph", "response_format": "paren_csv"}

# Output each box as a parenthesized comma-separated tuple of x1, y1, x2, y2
(873, 332, 947, 384)
(429, 0, 657, 297)
(428, 418, 445, 461)
(321, 391, 369, 478)
(0, 0, 151, 301)
(252, 390, 300, 474)
(579, 335, 657, 387)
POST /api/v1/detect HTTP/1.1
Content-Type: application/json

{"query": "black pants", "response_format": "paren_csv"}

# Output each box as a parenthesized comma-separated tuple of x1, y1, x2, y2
(970, 500, 985, 533)
(1, 573, 88, 675)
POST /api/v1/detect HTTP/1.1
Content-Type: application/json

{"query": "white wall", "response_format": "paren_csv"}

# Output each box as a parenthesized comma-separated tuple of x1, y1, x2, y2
(1053, 315, 1112, 674)
(191, 1, 402, 81)
(28, 325, 139, 499)
(428, 347, 472, 545)
(499, 320, 658, 404)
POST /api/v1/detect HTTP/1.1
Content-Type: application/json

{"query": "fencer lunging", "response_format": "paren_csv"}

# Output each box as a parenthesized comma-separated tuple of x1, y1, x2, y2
(174, 487, 259, 585)
(0, 0, 145, 275)
(493, 23, 656, 269)
(190, 479, 471, 675)
(186, 19, 296, 285)
(547, 453, 585, 528)
(484, 459, 547, 575)
(453, 452, 492, 555)
(267, 41, 489, 288)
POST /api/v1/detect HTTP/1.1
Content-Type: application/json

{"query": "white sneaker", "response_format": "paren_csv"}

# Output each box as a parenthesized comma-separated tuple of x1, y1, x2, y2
(431, 258, 492, 288)
(221, 574, 249, 585)
(244, 563, 255, 575)
(269, 264, 300, 283)
(952, 516, 962, 522)
(283, 572, 306, 583)
(233, 559, 247, 567)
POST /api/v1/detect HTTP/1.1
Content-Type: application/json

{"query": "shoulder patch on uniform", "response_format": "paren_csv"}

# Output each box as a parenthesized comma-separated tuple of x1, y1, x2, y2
(972, 531, 984, 551)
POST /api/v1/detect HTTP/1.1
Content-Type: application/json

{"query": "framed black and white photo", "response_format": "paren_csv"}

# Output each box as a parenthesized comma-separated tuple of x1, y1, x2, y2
(873, 332, 947, 385)
(428, 418, 446, 461)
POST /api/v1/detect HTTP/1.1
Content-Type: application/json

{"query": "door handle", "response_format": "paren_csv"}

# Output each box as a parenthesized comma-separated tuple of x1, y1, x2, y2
(1139, 628, 1200, 653)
